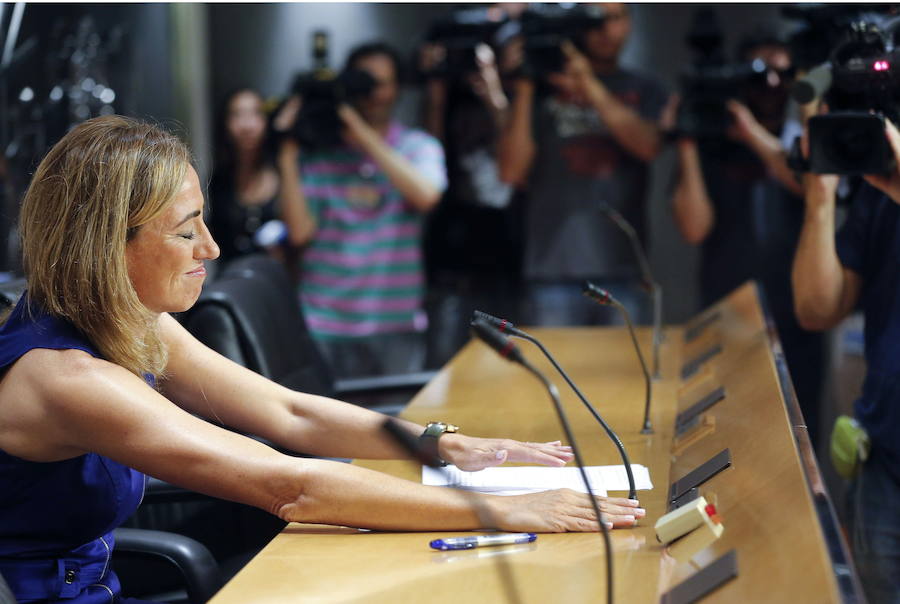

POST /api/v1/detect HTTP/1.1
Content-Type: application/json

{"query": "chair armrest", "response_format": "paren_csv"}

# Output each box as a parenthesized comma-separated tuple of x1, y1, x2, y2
(114, 528, 223, 604)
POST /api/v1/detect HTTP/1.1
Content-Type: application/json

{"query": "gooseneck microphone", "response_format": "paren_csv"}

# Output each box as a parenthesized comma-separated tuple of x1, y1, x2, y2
(583, 282, 654, 435)
(598, 203, 662, 380)
(473, 310, 637, 500)
(470, 317, 614, 604)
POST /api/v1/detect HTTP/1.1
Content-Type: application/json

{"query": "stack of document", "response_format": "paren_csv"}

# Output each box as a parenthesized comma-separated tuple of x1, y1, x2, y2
(422, 464, 653, 497)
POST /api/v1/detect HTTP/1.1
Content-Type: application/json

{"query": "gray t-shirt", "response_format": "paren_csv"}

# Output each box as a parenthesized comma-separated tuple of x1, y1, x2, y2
(524, 69, 667, 281)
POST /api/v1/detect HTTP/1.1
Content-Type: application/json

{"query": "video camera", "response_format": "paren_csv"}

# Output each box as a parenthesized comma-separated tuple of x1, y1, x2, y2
(422, 6, 508, 79)
(519, 3, 607, 78)
(274, 30, 377, 151)
(675, 8, 785, 140)
(790, 8, 900, 174)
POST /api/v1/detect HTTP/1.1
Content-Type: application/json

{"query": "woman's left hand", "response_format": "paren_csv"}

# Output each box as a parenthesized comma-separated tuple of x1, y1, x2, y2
(439, 434, 574, 472)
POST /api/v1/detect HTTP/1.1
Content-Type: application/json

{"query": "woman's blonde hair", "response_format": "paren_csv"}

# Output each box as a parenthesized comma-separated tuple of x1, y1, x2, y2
(20, 115, 193, 378)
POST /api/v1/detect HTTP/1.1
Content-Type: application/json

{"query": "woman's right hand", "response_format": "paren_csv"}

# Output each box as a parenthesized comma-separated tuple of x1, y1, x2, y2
(492, 489, 644, 532)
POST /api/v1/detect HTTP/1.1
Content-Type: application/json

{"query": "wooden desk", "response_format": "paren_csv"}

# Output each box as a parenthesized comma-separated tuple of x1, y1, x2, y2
(209, 283, 861, 603)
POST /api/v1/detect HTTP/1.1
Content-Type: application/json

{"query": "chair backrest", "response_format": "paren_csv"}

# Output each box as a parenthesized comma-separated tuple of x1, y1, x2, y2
(220, 253, 294, 289)
(182, 265, 335, 397)
(0, 277, 26, 309)
(0, 568, 15, 604)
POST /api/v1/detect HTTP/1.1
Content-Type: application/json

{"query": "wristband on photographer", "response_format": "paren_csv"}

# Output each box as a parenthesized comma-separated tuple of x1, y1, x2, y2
(419, 421, 460, 467)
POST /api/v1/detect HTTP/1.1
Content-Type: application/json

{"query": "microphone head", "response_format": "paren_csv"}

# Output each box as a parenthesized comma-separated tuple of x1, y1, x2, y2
(582, 281, 616, 306)
(470, 317, 525, 364)
(472, 309, 520, 335)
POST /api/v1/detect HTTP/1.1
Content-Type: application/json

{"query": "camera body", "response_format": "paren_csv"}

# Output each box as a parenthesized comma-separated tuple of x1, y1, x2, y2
(677, 60, 770, 139)
(288, 69, 376, 151)
(675, 8, 779, 140)
(802, 20, 900, 174)
(423, 7, 508, 79)
(275, 30, 377, 151)
(808, 112, 894, 174)
(519, 4, 607, 78)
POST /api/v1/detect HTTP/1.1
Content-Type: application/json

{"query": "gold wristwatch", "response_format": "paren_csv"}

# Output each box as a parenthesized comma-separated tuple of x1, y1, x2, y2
(419, 421, 460, 466)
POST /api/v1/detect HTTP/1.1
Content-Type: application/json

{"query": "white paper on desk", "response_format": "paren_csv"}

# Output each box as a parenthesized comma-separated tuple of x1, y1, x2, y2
(422, 464, 652, 497)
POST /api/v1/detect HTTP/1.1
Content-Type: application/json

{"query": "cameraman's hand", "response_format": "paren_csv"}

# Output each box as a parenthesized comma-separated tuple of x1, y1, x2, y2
(469, 43, 508, 113)
(273, 95, 303, 134)
(498, 35, 524, 78)
(864, 118, 900, 205)
(659, 94, 681, 134)
(800, 114, 839, 210)
(726, 100, 766, 145)
(337, 103, 377, 150)
(546, 40, 597, 103)
(277, 138, 301, 171)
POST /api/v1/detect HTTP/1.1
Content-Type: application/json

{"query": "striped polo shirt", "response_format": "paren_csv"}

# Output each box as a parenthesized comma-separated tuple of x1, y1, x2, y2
(299, 122, 446, 340)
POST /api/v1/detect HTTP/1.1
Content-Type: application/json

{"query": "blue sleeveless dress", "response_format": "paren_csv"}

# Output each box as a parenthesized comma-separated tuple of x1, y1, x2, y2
(0, 295, 153, 603)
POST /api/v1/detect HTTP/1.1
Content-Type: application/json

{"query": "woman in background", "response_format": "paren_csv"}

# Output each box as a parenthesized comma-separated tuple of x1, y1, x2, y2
(209, 88, 283, 266)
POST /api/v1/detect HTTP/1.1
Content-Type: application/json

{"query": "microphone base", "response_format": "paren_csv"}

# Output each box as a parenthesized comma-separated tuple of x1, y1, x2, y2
(641, 424, 654, 435)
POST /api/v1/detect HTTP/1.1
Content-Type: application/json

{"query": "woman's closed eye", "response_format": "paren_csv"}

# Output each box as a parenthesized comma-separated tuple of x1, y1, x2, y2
(178, 231, 197, 240)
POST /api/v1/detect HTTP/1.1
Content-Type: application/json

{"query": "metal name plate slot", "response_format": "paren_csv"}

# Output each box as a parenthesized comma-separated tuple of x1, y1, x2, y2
(670, 448, 732, 503)
(681, 344, 723, 380)
(675, 387, 727, 436)
(660, 549, 739, 604)
(667, 487, 700, 513)
(683, 310, 722, 343)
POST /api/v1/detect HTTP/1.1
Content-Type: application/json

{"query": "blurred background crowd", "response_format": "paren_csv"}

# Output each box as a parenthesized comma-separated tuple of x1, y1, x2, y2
(0, 0, 893, 559)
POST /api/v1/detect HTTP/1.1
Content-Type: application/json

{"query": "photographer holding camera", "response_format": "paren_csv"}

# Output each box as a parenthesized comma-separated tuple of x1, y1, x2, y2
(794, 114, 900, 604)
(498, 3, 667, 326)
(276, 42, 447, 378)
(418, 5, 526, 365)
(668, 29, 827, 450)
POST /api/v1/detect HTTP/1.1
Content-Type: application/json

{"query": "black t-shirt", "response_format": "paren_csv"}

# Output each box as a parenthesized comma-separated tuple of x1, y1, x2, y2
(524, 68, 668, 282)
(837, 184, 900, 465)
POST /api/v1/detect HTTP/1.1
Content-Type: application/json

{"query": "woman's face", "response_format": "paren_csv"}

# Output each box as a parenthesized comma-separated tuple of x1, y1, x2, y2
(226, 90, 267, 152)
(125, 166, 220, 314)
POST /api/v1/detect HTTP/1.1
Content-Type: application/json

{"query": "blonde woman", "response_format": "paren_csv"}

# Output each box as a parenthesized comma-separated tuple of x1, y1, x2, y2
(0, 116, 643, 603)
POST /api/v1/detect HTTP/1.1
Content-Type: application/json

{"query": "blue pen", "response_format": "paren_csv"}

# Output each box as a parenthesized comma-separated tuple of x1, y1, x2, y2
(430, 532, 537, 551)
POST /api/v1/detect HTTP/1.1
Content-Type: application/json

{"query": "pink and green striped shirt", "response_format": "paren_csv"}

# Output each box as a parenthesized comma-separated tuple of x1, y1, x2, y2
(299, 123, 446, 340)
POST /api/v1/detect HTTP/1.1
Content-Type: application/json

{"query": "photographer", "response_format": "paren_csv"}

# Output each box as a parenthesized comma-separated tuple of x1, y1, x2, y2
(793, 114, 900, 603)
(669, 32, 827, 449)
(498, 3, 667, 326)
(419, 13, 524, 365)
(276, 42, 447, 378)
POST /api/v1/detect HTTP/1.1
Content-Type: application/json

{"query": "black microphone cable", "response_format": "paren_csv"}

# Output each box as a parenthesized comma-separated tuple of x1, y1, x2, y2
(470, 316, 615, 604)
(473, 309, 637, 500)
(583, 281, 654, 435)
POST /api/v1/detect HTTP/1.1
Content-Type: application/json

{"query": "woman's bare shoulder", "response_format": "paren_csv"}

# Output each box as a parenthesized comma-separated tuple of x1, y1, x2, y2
(0, 348, 132, 461)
